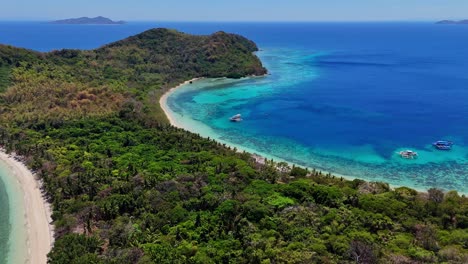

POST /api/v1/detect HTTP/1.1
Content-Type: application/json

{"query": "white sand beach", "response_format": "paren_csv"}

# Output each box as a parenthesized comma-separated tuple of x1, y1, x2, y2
(0, 150, 54, 264)
(160, 78, 201, 128)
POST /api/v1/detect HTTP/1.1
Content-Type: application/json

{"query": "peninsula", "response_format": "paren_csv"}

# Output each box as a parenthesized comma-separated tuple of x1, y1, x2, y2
(0, 29, 467, 263)
(436, 19, 468, 24)
(50, 16, 125, 25)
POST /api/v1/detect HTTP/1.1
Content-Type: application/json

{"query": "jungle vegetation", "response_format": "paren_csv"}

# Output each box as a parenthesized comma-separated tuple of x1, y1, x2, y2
(0, 29, 466, 264)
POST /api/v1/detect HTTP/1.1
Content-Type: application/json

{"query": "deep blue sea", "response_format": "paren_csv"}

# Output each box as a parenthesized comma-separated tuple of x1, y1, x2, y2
(0, 21, 467, 261)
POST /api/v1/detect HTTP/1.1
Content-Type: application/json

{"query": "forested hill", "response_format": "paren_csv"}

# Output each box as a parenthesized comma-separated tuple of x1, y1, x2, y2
(0, 28, 266, 124)
(0, 30, 467, 263)
(102, 29, 265, 79)
(1, 28, 266, 89)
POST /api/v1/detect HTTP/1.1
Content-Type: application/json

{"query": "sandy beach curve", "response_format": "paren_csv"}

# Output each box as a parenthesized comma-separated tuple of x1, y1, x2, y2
(160, 78, 201, 128)
(0, 150, 54, 264)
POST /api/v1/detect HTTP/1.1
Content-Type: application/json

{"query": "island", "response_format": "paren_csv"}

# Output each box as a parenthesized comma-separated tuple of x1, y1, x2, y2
(436, 19, 468, 24)
(50, 16, 125, 25)
(0, 29, 467, 263)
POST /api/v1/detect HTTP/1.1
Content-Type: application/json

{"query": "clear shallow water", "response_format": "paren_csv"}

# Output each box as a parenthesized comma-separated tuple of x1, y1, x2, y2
(0, 162, 27, 264)
(0, 168, 9, 264)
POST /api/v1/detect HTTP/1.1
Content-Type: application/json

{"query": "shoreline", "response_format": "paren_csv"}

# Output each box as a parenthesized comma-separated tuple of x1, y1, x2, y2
(160, 78, 203, 127)
(0, 150, 54, 264)
(159, 78, 463, 195)
(160, 74, 267, 127)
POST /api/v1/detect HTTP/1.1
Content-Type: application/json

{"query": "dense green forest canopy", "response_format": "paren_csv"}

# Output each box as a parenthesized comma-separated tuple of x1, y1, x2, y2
(0, 29, 467, 263)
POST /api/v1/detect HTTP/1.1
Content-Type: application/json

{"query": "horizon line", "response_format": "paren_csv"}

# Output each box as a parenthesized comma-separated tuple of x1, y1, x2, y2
(0, 19, 443, 23)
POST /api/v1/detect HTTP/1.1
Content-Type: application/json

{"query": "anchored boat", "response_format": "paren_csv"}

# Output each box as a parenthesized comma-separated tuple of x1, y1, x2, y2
(432, 140, 453, 150)
(399, 150, 418, 159)
(230, 114, 242, 122)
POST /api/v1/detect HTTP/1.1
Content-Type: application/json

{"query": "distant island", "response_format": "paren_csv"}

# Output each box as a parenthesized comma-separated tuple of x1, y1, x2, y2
(50, 16, 125, 25)
(436, 19, 468, 24)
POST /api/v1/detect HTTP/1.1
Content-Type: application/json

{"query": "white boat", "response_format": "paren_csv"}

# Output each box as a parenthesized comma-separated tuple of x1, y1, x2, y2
(398, 150, 418, 159)
(230, 114, 242, 122)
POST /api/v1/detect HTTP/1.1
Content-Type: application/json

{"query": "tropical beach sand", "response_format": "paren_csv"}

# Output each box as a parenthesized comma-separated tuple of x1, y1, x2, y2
(0, 150, 54, 264)
(160, 78, 202, 128)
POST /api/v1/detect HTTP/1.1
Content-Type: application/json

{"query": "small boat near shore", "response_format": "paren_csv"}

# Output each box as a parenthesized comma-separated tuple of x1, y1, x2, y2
(398, 150, 418, 159)
(230, 114, 242, 122)
(432, 140, 453, 150)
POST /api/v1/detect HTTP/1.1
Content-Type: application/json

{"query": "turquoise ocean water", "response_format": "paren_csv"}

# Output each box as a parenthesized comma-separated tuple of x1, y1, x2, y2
(0, 161, 27, 264)
(0, 168, 9, 263)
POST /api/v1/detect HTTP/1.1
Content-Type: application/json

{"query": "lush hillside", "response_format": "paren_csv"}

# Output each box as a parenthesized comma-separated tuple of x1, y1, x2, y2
(0, 29, 467, 264)
(0, 45, 40, 92)
(43, 29, 266, 89)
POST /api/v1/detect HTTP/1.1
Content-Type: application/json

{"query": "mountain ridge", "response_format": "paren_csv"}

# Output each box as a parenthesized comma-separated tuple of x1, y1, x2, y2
(50, 16, 125, 25)
(436, 19, 468, 24)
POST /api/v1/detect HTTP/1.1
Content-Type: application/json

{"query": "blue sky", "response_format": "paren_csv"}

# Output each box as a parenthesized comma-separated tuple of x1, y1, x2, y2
(1, 0, 467, 21)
